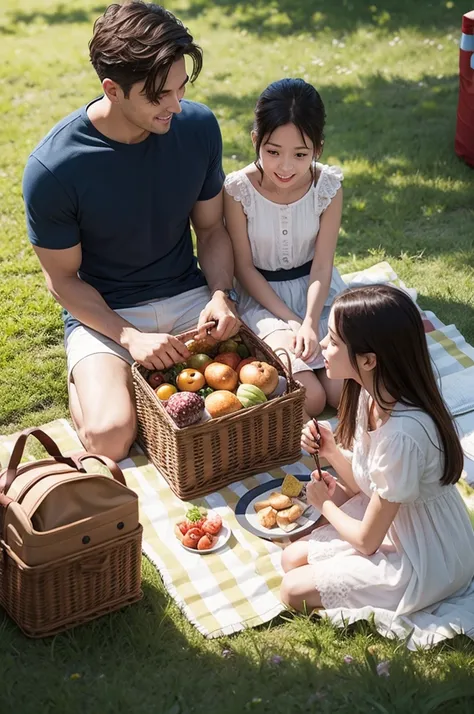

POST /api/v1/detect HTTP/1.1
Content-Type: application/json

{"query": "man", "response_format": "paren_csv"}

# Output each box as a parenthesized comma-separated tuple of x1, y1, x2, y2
(23, 2, 239, 461)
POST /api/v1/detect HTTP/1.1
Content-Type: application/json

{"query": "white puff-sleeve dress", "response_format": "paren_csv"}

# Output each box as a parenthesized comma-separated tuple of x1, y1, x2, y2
(307, 391, 474, 618)
(224, 164, 346, 373)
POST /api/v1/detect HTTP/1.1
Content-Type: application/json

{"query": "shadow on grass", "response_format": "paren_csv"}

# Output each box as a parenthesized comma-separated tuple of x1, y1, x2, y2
(0, 568, 474, 714)
(181, 0, 465, 36)
(212, 72, 473, 269)
(419, 294, 474, 343)
(0, 3, 105, 34)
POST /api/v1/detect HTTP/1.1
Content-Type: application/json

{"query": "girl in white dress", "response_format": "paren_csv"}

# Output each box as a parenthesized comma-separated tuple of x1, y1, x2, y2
(281, 284, 474, 618)
(224, 78, 346, 416)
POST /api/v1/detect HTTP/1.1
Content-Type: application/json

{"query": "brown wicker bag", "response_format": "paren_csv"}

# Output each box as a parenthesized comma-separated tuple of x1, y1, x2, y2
(0, 427, 143, 637)
(132, 323, 305, 500)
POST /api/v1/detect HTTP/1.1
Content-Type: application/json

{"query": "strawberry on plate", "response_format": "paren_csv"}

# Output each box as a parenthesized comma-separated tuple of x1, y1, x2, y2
(182, 527, 204, 549)
(202, 512, 222, 536)
(197, 533, 216, 551)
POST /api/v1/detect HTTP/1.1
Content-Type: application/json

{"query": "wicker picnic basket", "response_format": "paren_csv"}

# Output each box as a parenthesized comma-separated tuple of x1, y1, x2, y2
(132, 323, 305, 500)
(0, 428, 143, 638)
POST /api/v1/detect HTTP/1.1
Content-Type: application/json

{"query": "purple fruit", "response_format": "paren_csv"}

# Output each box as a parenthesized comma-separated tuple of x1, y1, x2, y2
(165, 392, 204, 428)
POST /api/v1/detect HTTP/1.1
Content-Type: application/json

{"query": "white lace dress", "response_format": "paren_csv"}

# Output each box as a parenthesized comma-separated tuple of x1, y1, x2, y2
(307, 391, 474, 617)
(224, 164, 346, 373)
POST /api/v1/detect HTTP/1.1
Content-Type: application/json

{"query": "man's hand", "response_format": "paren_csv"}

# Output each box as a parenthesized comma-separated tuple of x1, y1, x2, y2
(122, 329, 190, 371)
(197, 291, 240, 341)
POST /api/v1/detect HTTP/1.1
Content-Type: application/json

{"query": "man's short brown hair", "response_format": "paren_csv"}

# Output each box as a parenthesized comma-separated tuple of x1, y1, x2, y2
(89, 2, 202, 102)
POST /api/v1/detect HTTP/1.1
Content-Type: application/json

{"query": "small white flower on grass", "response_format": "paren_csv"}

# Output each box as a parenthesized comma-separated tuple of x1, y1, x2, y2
(376, 660, 391, 677)
(344, 654, 354, 664)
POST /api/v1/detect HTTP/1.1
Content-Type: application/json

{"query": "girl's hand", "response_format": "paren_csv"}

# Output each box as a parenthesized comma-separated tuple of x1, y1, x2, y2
(301, 420, 337, 459)
(306, 470, 337, 508)
(292, 320, 320, 362)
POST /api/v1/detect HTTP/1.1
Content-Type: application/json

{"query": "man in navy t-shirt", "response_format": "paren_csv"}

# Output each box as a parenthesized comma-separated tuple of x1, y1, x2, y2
(22, 2, 239, 460)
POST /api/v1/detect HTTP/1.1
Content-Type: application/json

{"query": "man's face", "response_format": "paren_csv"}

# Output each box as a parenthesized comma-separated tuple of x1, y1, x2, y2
(115, 57, 189, 135)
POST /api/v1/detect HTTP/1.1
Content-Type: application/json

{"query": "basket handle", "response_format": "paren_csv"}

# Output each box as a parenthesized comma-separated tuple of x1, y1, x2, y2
(272, 347, 294, 383)
(2, 428, 78, 492)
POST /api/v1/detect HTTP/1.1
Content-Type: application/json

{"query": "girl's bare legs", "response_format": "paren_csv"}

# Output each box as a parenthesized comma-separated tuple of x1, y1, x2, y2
(280, 481, 354, 611)
(264, 329, 327, 417)
(316, 368, 343, 410)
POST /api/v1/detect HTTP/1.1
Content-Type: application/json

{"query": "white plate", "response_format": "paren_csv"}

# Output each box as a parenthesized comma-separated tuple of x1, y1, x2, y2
(179, 522, 231, 554)
(235, 475, 320, 540)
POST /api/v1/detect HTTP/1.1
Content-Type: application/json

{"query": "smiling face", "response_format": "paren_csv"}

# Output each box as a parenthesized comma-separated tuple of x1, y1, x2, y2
(104, 57, 189, 136)
(255, 122, 315, 189)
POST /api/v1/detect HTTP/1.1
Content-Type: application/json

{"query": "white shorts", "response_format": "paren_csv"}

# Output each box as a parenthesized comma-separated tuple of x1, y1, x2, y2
(66, 286, 211, 378)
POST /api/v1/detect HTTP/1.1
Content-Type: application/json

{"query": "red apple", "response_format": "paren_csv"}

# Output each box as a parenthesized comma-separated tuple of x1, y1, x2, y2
(214, 352, 241, 371)
(148, 371, 165, 389)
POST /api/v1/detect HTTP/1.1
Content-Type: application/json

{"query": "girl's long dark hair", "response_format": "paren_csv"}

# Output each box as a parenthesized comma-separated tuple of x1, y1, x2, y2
(333, 284, 463, 486)
(253, 78, 326, 184)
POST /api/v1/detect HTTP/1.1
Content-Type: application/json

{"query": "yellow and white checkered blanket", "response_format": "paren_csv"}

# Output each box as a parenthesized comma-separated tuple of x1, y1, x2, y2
(1, 263, 473, 643)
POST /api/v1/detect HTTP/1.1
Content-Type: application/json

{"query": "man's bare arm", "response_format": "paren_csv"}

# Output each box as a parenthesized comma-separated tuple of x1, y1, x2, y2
(33, 244, 190, 369)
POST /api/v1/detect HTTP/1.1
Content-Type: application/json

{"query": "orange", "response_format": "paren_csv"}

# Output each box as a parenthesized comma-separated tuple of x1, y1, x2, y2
(155, 384, 178, 400)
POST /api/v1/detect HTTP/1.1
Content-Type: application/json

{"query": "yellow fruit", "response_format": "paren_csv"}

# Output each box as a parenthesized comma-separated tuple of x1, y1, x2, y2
(155, 384, 178, 400)
(281, 474, 303, 498)
(176, 368, 206, 392)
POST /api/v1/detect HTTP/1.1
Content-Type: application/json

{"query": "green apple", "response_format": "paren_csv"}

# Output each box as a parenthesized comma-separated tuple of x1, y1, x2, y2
(186, 353, 213, 373)
(237, 343, 250, 359)
(218, 339, 239, 354)
(236, 383, 267, 408)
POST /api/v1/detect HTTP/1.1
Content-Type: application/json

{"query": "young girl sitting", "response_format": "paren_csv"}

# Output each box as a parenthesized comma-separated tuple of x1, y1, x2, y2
(224, 78, 346, 416)
(280, 284, 474, 618)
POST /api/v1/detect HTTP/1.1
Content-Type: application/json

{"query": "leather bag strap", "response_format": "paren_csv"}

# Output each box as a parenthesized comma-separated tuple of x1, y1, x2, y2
(3, 428, 77, 492)
(70, 452, 126, 486)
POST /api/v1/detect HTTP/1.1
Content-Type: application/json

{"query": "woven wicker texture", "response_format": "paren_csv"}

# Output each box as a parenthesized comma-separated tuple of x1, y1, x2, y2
(0, 526, 143, 637)
(132, 323, 305, 499)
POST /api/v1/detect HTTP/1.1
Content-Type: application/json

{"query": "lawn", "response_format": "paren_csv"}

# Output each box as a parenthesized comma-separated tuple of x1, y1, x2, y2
(1, 0, 474, 712)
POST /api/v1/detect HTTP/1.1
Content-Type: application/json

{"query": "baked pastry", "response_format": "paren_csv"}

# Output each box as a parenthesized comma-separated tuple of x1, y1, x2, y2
(281, 474, 303, 498)
(257, 506, 277, 529)
(276, 503, 304, 530)
(254, 499, 271, 513)
(268, 492, 293, 510)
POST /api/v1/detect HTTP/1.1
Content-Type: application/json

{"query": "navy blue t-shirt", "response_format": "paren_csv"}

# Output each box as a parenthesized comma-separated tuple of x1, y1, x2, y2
(23, 98, 224, 333)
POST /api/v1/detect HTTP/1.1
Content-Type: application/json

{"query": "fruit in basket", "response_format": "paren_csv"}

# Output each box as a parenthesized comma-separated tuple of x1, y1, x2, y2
(176, 368, 206, 392)
(236, 383, 267, 408)
(165, 392, 204, 427)
(239, 361, 279, 396)
(155, 384, 178, 400)
(218, 339, 239, 354)
(268, 376, 288, 398)
(197, 533, 216, 551)
(214, 352, 241, 371)
(148, 371, 165, 389)
(185, 336, 218, 357)
(205, 390, 242, 418)
(237, 343, 251, 359)
(186, 353, 213, 373)
(163, 362, 187, 386)
(204, 362, 238, 392)
(237, 357, 257, 376)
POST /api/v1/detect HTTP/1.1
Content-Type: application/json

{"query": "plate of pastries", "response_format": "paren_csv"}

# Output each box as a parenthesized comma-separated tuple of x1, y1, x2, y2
(235, 473, 320, 540)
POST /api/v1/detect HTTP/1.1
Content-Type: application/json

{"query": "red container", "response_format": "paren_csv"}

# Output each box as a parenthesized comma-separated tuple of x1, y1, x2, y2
(455, 11, 474, 167)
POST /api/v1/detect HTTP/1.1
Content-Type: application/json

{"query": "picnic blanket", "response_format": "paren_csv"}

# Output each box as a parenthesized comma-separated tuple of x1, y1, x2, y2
(1, 262, 474, 648)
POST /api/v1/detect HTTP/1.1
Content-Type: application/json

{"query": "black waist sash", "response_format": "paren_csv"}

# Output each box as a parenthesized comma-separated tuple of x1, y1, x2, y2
(257, 260, 312, 282)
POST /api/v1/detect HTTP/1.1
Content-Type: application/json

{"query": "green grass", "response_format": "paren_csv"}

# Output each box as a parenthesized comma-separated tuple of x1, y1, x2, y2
(1, 1, 474, 711)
